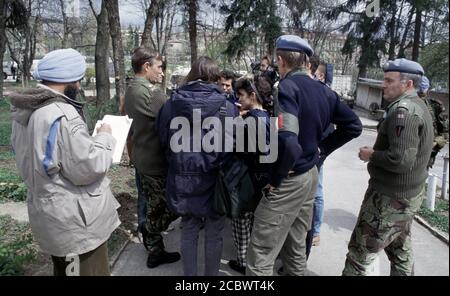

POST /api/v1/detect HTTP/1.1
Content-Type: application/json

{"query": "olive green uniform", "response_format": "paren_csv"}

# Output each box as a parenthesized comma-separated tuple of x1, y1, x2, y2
(343, 91, 434, 276)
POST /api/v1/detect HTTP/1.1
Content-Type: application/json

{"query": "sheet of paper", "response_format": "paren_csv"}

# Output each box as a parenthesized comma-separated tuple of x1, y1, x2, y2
(92, 115, 133, 164)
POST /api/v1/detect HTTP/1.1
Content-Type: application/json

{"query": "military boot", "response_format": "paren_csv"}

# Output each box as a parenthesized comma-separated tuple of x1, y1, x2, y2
(147, 250, 181, 268)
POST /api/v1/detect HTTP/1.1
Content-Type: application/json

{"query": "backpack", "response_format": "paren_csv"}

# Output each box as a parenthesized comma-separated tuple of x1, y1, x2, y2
(212, 101, 255, 218)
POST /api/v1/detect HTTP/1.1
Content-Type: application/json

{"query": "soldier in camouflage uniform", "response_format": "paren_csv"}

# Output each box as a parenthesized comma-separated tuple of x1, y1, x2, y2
(343, 59, 434, 276)
(124, 47, 180, 268)
(418, 76, 449, 169)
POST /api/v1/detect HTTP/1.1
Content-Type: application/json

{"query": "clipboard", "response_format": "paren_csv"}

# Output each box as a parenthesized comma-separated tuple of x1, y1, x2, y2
(92, 115, 133, 164)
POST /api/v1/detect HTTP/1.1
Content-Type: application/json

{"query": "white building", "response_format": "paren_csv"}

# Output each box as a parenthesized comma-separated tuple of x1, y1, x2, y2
(65, 0, 80, 18)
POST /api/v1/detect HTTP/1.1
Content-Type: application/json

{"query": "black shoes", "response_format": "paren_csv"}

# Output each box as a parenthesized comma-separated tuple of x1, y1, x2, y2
(147, 250, 181, 268)
(228, 260, 246, 275)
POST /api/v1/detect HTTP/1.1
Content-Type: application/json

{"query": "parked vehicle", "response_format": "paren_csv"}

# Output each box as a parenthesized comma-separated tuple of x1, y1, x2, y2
(3, 63, 12, 79)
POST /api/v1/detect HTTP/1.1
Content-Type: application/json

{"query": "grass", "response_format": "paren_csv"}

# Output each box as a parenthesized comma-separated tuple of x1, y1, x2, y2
(0, 215, 37, 275)
(0, 99, 11, 146)
(0, 167, 23, 184)
(0, 164, 26, 204)
(0, 150, 14, 160)
(417, 198, 449, 234)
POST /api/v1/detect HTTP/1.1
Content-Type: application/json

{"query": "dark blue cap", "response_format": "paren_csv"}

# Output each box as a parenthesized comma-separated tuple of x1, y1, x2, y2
(383, 58, 424, 75)
(275, 35, 314, 57)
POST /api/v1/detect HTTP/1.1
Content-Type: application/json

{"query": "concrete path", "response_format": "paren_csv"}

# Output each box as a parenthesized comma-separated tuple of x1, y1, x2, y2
(0, 202, 28, 222)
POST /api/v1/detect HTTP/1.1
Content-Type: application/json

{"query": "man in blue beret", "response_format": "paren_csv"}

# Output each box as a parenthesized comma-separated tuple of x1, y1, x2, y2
(343, 59, 434, 276)
(245, 35, 362, 276)
(8, 48, 120, 275)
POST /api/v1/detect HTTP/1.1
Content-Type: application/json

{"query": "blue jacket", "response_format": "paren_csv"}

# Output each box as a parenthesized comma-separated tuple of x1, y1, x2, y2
(157, 81, 238, 217)
(270, 70, 362, 187)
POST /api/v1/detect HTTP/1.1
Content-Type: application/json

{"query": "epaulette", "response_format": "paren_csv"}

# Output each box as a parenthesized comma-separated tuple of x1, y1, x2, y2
(387, 99, 424, 118)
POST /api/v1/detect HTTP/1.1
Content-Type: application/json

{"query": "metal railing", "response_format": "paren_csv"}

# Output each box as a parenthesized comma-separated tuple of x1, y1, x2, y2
(425, 153, 449, 211)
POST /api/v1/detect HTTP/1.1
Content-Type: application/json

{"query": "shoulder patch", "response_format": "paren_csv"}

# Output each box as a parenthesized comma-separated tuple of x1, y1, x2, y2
(394, 107, 408, 137)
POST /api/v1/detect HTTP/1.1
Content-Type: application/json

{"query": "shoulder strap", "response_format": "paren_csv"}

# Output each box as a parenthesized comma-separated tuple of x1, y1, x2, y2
(387, 99, 424, 119)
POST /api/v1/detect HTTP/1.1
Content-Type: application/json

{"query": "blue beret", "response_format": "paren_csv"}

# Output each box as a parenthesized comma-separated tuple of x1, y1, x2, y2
(383, 58, 424, 75)
(276, 35, 314, 57)
(420, 76, 430, 93)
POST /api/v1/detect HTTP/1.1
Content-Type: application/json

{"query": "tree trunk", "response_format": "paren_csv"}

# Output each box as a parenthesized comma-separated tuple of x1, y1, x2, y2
(0, 0, 7, 99)
(412, 7, 422, 61)
(387, 2, 397, 60)
(358, 65, 367, 79)
(186, 0, 197, 65)
(94, 0, 110, 106)
(59, 0, 69, 48)
(21, 4, 36, 87)
(161, 3, 176, 56)
(398, 7, 414, 58)
(141, 0, 161, 48)
(421, 11, 427, 47)
(105, 0, 126, 101)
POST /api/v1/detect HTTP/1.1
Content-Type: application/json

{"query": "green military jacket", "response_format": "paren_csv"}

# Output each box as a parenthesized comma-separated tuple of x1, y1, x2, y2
(368, 90, 434, 199)
(124, 76, 168, 176)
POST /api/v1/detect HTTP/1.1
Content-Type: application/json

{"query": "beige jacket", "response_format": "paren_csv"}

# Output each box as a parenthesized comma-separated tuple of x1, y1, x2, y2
(9, 85, 121, 256)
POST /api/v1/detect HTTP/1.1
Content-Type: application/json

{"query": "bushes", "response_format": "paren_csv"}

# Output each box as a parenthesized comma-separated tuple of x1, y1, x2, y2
(0, 183, 27, 202)
(0, 168, 26, 202)
(0, 99, 12, 146)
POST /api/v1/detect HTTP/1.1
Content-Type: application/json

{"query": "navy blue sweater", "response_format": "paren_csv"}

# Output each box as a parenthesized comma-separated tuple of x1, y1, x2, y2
(270, 70, 362, 187)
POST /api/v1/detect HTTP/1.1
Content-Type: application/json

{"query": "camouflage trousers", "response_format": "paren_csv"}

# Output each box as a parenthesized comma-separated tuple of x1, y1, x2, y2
(342, 185, 424, 276)
(139, 174, 178, 255)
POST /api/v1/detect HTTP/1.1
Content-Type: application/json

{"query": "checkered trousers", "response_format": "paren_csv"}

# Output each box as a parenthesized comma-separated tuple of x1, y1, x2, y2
(231, 211, 255, 266)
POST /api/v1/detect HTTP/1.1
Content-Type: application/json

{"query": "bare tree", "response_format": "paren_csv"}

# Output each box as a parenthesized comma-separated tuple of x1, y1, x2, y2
(0, 0, 8, 99)
(412, 4, 423, 61)
(185, 0, 198, 65)
(58, 0, 69, 48)
(88, 0, 110, 106)
(141, 0, 162, 48)
(7, 0, 44, 87)
(398, 6, 414, 58)
(105, 0, 126, 100)
(152, 0, 178, 56)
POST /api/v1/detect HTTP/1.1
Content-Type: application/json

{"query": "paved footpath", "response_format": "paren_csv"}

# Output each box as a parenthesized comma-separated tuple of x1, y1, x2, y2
(112, 123, 449, 276)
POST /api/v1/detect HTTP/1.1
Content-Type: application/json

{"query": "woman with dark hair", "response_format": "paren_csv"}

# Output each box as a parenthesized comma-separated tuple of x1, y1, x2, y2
(228, 74, 273, 274)
(156, 56, 238, 276)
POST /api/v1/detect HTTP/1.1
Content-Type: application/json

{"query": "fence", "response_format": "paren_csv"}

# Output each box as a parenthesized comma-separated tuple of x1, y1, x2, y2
(425, 153, 449, 211)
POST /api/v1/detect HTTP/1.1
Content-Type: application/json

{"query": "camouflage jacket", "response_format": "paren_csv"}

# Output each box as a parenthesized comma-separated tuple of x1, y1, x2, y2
(424, 97, 449, 150)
